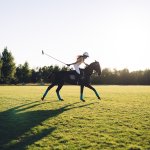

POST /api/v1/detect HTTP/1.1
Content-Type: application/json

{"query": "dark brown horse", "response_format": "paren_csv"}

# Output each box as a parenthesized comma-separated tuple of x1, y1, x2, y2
(41, 61, 101, 102)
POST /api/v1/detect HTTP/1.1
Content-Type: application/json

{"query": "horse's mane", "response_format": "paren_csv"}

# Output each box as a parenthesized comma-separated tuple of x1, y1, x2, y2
(87, 61, 99, 67)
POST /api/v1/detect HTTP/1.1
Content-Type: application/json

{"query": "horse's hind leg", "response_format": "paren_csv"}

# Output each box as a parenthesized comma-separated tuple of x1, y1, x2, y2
(56, 84, 64, 101)
(41, 83, 55, 101)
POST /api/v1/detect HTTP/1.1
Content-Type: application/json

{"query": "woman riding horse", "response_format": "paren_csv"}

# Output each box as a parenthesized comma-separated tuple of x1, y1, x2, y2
(67, 52, 89, 76)
(41, 60, 101, 102)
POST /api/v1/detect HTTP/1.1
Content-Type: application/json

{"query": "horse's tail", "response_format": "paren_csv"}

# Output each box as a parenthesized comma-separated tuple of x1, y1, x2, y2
(48, 72, 55, 82)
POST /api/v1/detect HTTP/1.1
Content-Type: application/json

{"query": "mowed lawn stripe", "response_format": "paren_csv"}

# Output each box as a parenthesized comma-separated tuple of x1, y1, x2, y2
(0, 86, 150, 150)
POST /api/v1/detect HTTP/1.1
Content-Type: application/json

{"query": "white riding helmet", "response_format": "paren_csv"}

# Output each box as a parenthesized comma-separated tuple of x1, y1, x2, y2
(83, 52, 89, 57)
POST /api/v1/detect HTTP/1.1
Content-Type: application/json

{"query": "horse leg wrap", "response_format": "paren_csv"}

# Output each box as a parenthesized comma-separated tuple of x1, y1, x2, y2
(80, 94, 84, 100)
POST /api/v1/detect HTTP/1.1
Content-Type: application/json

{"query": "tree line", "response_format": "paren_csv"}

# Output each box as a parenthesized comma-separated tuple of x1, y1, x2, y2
(0, 47, 150, 85)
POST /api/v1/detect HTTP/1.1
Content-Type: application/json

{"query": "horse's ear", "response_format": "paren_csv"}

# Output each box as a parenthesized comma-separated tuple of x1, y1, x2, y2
(95, 60, 97, 62)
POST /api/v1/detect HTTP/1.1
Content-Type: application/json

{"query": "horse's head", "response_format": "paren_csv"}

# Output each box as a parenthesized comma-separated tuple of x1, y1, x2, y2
(88, 61, 101, 76)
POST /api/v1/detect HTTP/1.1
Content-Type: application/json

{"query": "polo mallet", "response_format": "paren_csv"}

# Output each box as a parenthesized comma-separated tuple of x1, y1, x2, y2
(42, 50, 67, 65)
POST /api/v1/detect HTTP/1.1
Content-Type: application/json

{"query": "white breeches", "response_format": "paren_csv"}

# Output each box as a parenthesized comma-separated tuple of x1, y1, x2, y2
(74, 64, 80, 74)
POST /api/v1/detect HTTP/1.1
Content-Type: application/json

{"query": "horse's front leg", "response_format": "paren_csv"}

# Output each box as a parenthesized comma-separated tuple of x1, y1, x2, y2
(80, 85, 85, 102)
(85, 84, 101, 100)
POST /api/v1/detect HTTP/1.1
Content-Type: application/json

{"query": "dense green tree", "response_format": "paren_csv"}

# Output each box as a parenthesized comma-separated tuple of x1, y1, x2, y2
(61, 66, 68, 71)
(53, 65, 60, 72)
(118, 69, 130, 85)
(142, 70, 150, 85)
(15, 64, 23, 83)
(22, 62, 31, 83)
(15, 62, 31, 83)
(0, 48, 150, 85)
(30, 69, 38, 83)
(1, 47, 16, 83)
(100, 68, 113, 84)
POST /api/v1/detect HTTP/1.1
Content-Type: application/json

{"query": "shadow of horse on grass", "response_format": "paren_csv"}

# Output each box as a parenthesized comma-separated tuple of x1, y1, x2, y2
(0, 100, 97, 149)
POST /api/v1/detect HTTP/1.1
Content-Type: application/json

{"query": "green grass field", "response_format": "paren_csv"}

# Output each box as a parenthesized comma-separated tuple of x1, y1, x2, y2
(0, 86, 150, 150)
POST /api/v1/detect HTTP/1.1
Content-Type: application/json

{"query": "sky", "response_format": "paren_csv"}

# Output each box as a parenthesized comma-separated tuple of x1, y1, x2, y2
(0, 0, 150, 71)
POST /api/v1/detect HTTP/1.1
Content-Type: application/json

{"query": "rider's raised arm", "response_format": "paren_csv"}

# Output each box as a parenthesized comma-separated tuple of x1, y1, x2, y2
(67, 57, 82, 66)
(67, 61, 78, 66)
(68, 60, 78, 65)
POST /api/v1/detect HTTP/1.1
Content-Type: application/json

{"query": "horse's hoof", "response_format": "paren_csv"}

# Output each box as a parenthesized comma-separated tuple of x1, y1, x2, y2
(98, 97, 101, 100)
(59, 99, 64, 101)
(80, 99, 85, 102)
(41, 97, 44, 101)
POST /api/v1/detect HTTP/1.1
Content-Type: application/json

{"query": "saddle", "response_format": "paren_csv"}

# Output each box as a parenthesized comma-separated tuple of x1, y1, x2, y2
(68, 70, 85, 81)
